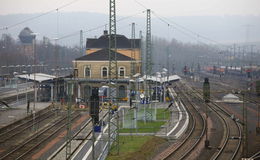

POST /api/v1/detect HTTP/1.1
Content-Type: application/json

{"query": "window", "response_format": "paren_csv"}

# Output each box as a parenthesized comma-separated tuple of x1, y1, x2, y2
(119, 67, 125, 77)
(84, 66, 91, 77)
(102, 67, 108, 78)
(119, 85, 126, 98)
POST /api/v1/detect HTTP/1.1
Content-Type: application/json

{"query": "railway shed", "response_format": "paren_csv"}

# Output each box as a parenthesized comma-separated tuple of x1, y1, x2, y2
(222, 93, 242, 103)
(17, 73, 57, 102)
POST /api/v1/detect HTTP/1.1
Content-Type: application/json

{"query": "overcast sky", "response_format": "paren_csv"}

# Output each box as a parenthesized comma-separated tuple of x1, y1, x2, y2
(1, 0, 260, 16)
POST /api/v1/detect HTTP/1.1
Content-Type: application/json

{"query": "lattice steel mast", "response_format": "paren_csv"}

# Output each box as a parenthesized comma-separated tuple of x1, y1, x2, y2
(108, 0, 119, 154)
(146, 9, 152, 76)
(144, 9, 152, 122)
(139, 30, 144, 75)
(131, 22, 136, 77)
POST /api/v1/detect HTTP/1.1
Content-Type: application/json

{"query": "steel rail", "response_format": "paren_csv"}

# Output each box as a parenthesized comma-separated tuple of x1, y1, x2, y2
(0, 112, 80, 160)
(185, 82, 242, 160)
(160, 85, 206, 160)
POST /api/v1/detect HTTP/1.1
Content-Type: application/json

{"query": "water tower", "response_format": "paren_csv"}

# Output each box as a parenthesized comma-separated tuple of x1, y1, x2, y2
(18, 27, 36, 59)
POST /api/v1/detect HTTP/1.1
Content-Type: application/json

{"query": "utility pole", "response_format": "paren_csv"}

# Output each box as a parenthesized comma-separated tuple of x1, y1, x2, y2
(238, 46, 241, 66)
(80, 30, 84, 56)
(108, 0, 119, 155)
(257, 102, 260, 135)
(233, 44, 236, 67)
(166, 46, 170, 81)
(250, 45, 255, 66)
(139, 30, 143, 75)
(242, 46, 245, 67)
(242, 93, 248, 158)
(145, 9, 152, 77)
(131, 22, 136, 77)
(66, 81, 73, 160)
(54, 38, 59, 103)
(144, 9, 152, 122)
(130, 22, 136, 110)
(203, 78, 210, 148)
(32, 35, 37, 132)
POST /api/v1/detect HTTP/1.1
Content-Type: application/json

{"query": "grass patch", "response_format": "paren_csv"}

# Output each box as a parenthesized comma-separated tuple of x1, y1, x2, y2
(119, 120, 165, 133)
(119, 108, 170, 133)
(156, 108, 170, 120)
(106, 136, 166, 160)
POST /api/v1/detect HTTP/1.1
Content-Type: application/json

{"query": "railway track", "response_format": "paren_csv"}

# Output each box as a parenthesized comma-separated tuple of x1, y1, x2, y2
(0, 92, 34, 108)
(182, 81, 242, 160)
(249, 150, 260, 160)
(0, 108, 58, 145)
(155, 85, 206, 160)
(49, 110, 109, 159)
(0, 111, 81, 160)
(196, 72, 260, 105)
(0, 105, 52, 133)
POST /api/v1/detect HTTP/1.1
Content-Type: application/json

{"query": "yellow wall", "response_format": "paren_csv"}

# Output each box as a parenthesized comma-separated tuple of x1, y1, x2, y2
(73, 61, 141, 79)
(86, 49, 141, 61)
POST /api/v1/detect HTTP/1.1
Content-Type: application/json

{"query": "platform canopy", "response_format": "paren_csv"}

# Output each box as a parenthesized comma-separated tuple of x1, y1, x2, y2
(222, 93, 242, 103)
(142, 75, 181, 83)
(17, 73, 56, 82)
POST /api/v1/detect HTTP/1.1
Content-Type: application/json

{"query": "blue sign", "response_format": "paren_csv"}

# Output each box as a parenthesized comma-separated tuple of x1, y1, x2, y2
(140, 97, 150, 104)
(94, 125, 101, 132)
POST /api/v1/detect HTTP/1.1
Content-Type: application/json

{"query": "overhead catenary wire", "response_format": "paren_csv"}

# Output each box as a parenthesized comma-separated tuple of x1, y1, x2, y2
(57, 10, 146, 41)
(151, 11, 222, 46)
(133, 0, 228, 48)
(0, 0, 83, 31)
(152, 16, 209, 46)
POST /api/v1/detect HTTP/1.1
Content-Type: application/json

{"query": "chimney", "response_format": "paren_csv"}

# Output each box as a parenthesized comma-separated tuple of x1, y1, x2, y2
(103, 30, 108, 35)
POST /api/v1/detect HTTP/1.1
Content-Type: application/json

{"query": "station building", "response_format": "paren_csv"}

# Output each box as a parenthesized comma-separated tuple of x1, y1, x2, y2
(71, 31, 142, 101)
(73, 30, 142, 79)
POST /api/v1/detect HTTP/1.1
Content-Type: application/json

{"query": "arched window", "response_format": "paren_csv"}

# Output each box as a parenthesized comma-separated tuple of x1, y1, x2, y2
(119, 67, 125, 77)
(84, 66, 91, 78)
(102, 67, 108, 78)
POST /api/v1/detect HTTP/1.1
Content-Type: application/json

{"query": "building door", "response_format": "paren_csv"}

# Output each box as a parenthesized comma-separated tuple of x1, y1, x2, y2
(118, 85, 126, 99)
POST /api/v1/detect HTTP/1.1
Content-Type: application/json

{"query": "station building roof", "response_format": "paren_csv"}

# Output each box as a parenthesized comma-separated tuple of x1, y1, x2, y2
(74, 48, 134, 61)
(86, 31, 140, 49)
(143, 75, 181, 83)
(17, 73, 56, 82)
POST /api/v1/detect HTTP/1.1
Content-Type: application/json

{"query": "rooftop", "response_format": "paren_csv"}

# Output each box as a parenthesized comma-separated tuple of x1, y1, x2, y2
(17, 73, 56, 82)
(75, 48, 134, 61)
(86, 31, 140, 49)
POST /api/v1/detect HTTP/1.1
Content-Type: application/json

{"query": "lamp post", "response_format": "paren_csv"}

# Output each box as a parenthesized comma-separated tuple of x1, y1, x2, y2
(203, 77, 210, 148)
(241, 92, 248, 158)
(162, 68, 168, 103)
(22, 71, 28, 104)
(13, 72, 19, 104)
(9, 65, 14, 86)
(1, 66, 7, 86)
(31, 32, 39, 132)
(133, 73, 141, 129)
(129, 79, 135, 108)
(16, 65, 21, 73)
(155, 72, 161, 117)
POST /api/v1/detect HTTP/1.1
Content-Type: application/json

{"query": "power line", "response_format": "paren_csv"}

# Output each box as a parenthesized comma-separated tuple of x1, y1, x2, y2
(0, 0, 82, 30)
(57, 10, 146, 41)
(133, 0, 226, 47)
(151, 11, 222, 45)
(134, 0, 148, 10)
